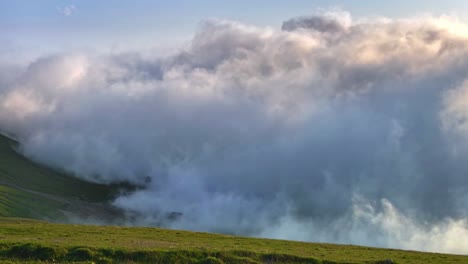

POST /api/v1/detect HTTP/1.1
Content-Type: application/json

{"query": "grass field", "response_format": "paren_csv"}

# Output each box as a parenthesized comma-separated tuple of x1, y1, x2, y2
(0, 217, 467, 264)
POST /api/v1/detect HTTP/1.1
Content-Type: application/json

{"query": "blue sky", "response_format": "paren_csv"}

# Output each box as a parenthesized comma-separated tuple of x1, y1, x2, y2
(2, 1, 468, 57)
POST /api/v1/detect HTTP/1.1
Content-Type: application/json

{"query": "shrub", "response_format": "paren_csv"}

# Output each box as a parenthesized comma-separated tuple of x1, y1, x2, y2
(96, 256, 113, 264)
(68, 247, 95, 261)
(197, 256, 224, 264)
(6, 243, 60, 261)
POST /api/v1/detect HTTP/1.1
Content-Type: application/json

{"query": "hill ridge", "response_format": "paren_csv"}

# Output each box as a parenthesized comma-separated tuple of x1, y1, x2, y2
(0, 133, 123, 223)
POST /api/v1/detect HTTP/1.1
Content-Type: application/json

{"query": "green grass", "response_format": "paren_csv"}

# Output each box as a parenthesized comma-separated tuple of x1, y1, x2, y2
(0, 185, 66, 220)
(0, 134, 116, 201)
(0, 134, 124, 221)
(0, 217, 467, 264)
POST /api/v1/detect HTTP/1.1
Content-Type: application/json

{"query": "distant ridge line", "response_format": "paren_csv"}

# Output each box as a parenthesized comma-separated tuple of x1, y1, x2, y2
(0, 130, 18, 142)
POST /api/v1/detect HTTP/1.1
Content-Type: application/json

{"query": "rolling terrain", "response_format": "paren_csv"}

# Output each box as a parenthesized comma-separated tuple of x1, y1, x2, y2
(1, 133, 468, 263)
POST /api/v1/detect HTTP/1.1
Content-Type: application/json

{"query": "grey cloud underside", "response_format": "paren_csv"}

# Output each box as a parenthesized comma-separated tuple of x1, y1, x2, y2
(282, 14, 350, 33)
(1, 13, 468, 253)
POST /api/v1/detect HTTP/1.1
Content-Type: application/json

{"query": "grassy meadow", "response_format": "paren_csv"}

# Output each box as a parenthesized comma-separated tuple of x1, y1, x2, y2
(0, 217, 467, 264)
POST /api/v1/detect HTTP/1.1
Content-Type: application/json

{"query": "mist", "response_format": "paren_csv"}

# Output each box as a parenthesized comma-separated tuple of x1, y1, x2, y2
(1, 12, 468, 254)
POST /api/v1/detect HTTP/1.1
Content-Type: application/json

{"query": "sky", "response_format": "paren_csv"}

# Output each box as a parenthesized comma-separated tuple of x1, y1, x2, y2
(3, 0, 468, 57)
(3, 0, 468, 255)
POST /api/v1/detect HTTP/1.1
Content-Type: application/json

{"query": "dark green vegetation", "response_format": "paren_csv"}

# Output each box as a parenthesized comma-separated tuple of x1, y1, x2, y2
(0, 133, 123, 222)
(1, 133, 468, 263)
(1, 218, 467, 264)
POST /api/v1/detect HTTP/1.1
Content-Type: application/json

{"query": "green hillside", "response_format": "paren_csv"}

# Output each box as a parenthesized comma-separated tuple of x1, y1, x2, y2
(0, 133, 122, 222)
(0, 217, 467, 264)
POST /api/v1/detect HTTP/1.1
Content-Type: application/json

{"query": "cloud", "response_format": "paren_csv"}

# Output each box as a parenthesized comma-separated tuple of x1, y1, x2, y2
(2, 13, 468, 254)
(57, 5, 76, 17)
(282, 11, 352, 33)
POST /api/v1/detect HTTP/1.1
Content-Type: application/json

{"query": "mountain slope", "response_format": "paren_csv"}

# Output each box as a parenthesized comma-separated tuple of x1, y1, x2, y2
(0, 133, 122, 222)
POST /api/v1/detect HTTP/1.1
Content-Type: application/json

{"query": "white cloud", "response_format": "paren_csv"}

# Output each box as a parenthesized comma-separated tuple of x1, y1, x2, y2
(57, 5, 76, 17)
(2, 12, 468, 254)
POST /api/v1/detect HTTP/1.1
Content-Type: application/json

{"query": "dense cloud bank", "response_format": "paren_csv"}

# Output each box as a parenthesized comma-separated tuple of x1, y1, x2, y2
(2, 12, 468, 254)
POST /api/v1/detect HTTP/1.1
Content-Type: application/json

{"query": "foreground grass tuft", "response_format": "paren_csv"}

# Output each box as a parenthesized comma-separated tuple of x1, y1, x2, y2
(1, 243, 320, 264)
